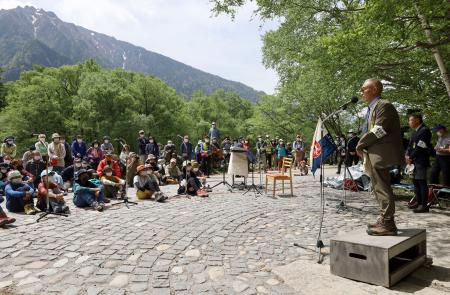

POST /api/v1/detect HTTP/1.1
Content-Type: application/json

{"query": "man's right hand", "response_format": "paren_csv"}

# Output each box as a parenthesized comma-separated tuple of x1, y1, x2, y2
(24, 192, 33, 200)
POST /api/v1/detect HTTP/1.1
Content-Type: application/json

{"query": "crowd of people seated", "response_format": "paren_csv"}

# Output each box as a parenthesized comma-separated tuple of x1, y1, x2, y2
(0, 121, 313, 226)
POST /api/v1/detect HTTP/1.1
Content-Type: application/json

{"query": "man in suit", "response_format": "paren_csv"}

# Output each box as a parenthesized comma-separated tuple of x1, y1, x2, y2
(356, 79, 404, 236)
(406, 114, 432, 213)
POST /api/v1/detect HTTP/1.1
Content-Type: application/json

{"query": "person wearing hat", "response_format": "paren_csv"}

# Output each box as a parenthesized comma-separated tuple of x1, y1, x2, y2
(97, 153, 121, 178)
(137, 130, 148, 165)
(293, 135, 305, 170)
(101, 136, 114, 155)
(71, 135, 87, 159)
(163, 158, 182, 184)
(180, 135, 193, 161)
(86, 140, 103, 169)
(36, 170, 70, 213)
(47, 133, 66, 173)
(1, 136, 17, 159)
(405, 113, 432, 213)
(163, 140, 176, 164)
(100, 166, 126, 200)
(35, 134, 49, 163)
(133, 165, 167, 201)
(209, 122, 220, 140)
(431, 124, 450, 186)
(73, 169, 105, 211)
(25, 151, 46, 188)
(4, 170, 37, 214)
(145, 154, 163, 183)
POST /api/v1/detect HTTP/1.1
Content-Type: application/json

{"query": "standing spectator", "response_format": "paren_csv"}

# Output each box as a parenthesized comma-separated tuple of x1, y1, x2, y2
(265, 137, 273, 170)
(180, 135, 193, 161)
(256, 136, 267, 170)
(200, 136, 213, 177)
(137, 130, 148, 164)
(35, 134, 49, 163)
(61, 136, 73, 168)
(277, 139, 287, 170)
(431, 124, 450, 186)
(101, 136, 114, 154)
(208, 122, 220, 140)
(406, 114, 432, 213)
(71, 135, 87, 159)
(336, 136, 346, 174)
(145, 136, 160, 159)
(1, 136, 17, 159)
(48, 133, 66, 173)
(346, 130, 360, 166)
(293, 135, 305, 169)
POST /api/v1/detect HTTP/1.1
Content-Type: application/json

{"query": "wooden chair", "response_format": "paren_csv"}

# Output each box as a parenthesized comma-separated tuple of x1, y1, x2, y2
(265, 157, 294, 198)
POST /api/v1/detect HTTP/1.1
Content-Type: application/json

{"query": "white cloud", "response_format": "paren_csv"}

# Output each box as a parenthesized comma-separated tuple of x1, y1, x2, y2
(0, 0, 279, 93)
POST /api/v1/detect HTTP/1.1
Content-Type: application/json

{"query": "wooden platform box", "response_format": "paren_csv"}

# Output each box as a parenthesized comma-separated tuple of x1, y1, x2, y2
(330, 228, 426, 287)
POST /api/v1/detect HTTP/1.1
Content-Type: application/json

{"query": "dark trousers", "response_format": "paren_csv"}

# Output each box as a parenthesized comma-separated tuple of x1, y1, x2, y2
(201, 156, 211, 176)
(431, 155, 450, 186)
(413, 179, 428, 206)
(337, 155, 345, 174)
(266, 153, 272, 169)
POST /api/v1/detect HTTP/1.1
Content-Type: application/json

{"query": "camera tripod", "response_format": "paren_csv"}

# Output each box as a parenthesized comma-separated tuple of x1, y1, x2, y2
(112, 141, 138, 209)
(211, 155, 233, 192)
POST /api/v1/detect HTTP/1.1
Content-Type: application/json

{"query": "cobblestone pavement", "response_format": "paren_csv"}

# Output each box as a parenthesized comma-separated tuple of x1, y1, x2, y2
(1, 167, 449, 294)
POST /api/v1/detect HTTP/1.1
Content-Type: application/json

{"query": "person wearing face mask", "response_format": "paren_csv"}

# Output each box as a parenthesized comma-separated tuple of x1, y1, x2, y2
(36, 170, 70, 214)
(97, 153, 121, 178)
(61, 157, 83, 190)
(164, 158, 182, 184)
(22, 146, 37, 163)
(431, 124, 450, 186)
(265, 136, 273, 170)
(35, 134, 49, 163)
(179, 162, 208, 197)
(10, 159, 35, 188)
(5, 170, 37, 214)
(276, 139, 287, 171)
(101, 136, 114, 155)
(208, 122, 220, 141)
(180, 135, 193, 161)
(145, 136, 160, 159)
(71, 135, 87, 159)
(25, 151, 46, 188)
(163, 140, 176, 164)
(73, 169, 105, 211)
(191, 161, 210, 190)
(87, 140, 103, 169)
(100, 166, 126, 200)
(200, 136, 213, 177)
(134, 165, 167, 201)
(47, 133, 66, 173)
(1, 136, 17, 159)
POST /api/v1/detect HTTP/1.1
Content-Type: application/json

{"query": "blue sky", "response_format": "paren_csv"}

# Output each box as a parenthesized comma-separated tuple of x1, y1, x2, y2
(0, 0, 280, 94)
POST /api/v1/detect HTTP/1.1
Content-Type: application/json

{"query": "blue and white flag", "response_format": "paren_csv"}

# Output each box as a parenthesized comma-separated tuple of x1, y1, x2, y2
(310, 118, 337, 175)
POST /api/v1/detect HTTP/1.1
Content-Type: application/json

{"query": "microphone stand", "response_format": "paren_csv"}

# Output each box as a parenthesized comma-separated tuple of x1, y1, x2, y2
(112, 142, 138, 209)
(293, 106, 346, 264)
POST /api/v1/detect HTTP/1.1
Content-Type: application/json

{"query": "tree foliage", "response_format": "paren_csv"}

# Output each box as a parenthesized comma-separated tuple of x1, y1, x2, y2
(212, 0, 450, 136)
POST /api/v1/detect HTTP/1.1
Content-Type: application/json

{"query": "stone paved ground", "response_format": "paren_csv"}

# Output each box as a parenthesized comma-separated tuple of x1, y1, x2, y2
(0, 166, 449, 294)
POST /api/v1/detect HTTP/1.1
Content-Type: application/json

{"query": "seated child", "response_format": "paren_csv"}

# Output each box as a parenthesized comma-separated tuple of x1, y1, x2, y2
(5, 170, 37, 214)
(179, 162, 208, 197)
(133, 165, 167, 202)
(191, 161, 211, 191)
(37, 170, 70, 214)
(73, 169, 105, 211)
(100, 166, 126, 200)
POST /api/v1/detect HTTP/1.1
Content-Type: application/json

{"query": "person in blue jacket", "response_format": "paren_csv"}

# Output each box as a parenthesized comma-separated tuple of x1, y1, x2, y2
(71, 135, 87, 159)
(5, 170, 37, 214)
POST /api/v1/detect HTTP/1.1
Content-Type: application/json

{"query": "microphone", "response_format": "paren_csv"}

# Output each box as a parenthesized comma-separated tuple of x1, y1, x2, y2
(338, 96, 359, 110)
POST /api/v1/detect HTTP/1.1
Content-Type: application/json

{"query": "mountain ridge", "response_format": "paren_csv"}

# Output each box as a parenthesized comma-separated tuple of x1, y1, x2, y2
(0, 6, 265, 101)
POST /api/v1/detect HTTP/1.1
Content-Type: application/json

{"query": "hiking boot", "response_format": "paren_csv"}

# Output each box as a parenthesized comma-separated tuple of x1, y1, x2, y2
(367, 219, 397, 236)
(103, 198, 111, 203)
(99, 202, 106, 210)
(24, 204, 37, 215)
(0, 211, 15, 226)
(91, 201, 103, 212)
(367, 216, 383, 229)
(63, 206, 71, 214)
(413, 205, 429, 213)
(54, 206, 63, 214)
